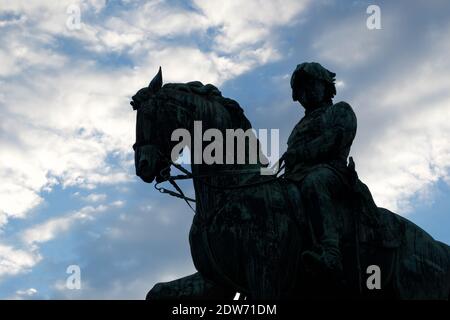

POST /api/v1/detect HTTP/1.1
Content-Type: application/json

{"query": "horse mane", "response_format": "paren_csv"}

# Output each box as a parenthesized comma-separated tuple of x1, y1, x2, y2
(160, 81, 252, 130)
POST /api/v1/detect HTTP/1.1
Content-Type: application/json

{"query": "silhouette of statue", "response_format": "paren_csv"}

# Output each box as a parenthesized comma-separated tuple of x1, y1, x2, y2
(131, 66, 450, 300)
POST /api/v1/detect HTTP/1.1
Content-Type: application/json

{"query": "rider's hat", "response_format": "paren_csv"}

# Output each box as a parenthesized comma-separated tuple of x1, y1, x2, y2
(290, 62, 336, 89)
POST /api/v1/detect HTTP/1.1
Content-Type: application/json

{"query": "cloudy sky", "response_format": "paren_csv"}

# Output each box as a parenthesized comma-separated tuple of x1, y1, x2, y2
(0, 0, 449, 299)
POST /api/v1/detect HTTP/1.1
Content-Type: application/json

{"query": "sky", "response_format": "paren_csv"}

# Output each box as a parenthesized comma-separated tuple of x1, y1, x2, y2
(0, 0, 449, 299)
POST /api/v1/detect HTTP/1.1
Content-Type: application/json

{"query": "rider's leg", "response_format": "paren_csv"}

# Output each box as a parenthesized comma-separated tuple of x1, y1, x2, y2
(300, 167, 343, 275)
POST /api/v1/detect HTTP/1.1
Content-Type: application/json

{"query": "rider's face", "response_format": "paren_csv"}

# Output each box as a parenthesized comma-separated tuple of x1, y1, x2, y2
(292, 77, 326, 109)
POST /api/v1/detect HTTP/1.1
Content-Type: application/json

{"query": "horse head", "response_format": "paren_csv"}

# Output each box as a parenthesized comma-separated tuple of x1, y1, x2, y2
(131, 67, 191, 183)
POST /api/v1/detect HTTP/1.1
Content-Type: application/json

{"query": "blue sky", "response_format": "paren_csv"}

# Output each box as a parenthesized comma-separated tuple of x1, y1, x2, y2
(0, 0, 449, 299)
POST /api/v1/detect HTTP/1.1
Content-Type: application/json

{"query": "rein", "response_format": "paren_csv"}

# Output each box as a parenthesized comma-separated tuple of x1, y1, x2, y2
(154, 153, 285, 214)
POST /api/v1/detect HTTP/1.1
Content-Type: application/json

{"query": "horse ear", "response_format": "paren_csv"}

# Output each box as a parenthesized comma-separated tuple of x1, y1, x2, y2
(148, 66, 162, 93)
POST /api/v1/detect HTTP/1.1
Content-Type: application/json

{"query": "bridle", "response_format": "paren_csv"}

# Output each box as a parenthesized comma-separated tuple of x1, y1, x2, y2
(134, 141, 285, 214)
(159, 151, 285, 214)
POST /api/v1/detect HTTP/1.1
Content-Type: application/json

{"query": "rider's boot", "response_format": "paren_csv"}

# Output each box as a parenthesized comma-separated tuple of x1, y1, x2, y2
(302, 237, 343, 276)
(301, 205, 343, 277)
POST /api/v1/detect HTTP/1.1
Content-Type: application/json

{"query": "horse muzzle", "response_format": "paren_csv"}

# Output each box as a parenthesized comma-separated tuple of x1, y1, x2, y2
(135, 145, 161, 183)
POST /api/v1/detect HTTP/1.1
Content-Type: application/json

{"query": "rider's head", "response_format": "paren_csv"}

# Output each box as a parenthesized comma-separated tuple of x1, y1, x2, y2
(291, 62, 336, 110)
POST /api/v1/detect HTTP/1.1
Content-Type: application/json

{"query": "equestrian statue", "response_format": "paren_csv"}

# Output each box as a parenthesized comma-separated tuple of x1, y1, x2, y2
(130, 63, 450, 300)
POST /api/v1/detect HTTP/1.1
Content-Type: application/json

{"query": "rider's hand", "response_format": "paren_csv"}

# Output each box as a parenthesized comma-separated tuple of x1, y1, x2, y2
(282, 151, 296, 168)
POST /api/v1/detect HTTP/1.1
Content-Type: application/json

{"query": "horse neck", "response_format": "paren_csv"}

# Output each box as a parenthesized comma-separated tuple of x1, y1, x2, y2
(189, 100, 263, 220)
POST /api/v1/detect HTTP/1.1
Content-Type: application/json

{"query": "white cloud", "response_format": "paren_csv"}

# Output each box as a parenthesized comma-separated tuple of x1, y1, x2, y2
(355, 92, 450, 213)
(21, 204, 108, 246)
(350, 25, 450, 213)
(140, 45, 280, 86)
(0, 28, 66, 77)
(0, 245, 42, 279)
(336, 80, 345, 88)
(51, 261, 196, 299)
(313, 14, 395, 67)
(193, 0, 310, 53)
(0, 105, 133, 225)
(16, 288, 38, 297)
(82, 193, 107, 202)
(0, 181, 43, 225)
(111, 200, 125, 208)
(131, 1, 209, 38)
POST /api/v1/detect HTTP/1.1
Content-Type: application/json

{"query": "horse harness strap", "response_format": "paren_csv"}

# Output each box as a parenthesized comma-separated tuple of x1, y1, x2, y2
(155, 155, 286, 216)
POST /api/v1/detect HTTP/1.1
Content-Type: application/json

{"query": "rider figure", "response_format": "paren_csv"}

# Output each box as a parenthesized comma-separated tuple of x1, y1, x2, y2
(283, 62, 357, 276)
